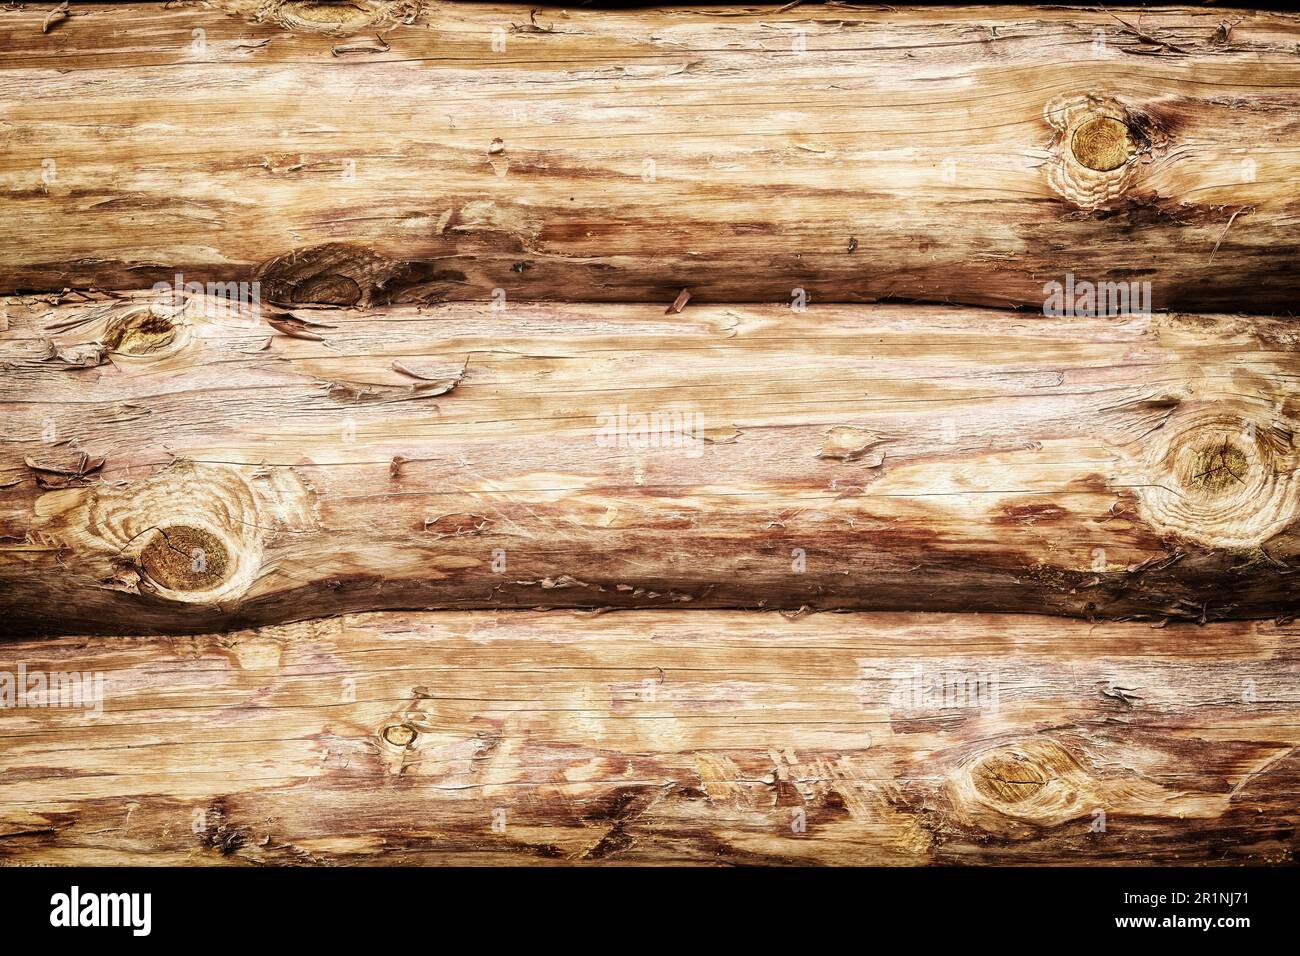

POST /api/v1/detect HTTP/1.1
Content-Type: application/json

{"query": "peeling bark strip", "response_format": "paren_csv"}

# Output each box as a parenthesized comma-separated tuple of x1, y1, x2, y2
(2, 4, 1300, 308)
(0, 610, 1297, 865)
(2, 294, 1299, 635)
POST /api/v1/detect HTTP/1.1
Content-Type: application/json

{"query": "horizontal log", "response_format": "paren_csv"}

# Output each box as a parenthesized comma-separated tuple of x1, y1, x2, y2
(2, 293, 1298, 634)
(2, 3, 1300, 308)
(0, 610, 1296, 865)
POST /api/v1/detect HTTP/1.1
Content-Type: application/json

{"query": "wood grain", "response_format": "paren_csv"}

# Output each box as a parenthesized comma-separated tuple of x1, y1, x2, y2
(2, 2, 1299, 308)
(1, 610, 1296, 866)
(2, 292, 1298, 634)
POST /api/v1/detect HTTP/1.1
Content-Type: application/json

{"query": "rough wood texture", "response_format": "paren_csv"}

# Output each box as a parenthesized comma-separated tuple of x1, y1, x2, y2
(2, 2, 1300, 308)
(2, 293, 1298, 634)
(1, 610, 1296, 866)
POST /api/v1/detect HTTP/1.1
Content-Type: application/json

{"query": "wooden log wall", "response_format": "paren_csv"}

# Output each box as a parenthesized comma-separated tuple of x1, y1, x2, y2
(1, 2, 1298, 867)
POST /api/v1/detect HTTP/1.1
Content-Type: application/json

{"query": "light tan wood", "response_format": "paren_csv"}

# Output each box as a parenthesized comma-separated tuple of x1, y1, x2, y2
(2, 292, 1298, 634)
(1, 3, 1299, 308)
(1, 610, 1296, 865)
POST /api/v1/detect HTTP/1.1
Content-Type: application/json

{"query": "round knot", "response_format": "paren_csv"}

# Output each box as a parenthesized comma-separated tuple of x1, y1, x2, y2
(1070, 116, 1133, 172)
(83, 462, 276, 604)
(1138, 409, 1299, 548)
(1043, 95, 1145, 208)
(139, 525, 232, 592)
(382, 723, 417, 747)
(104, 306, 180, 356)
(274, 1, 380, 35)
(1187, 438, 1250, 495)
(948, 740, 1099, 835)
(291, 274, 362, 306)
(971, 751, 1050, 804)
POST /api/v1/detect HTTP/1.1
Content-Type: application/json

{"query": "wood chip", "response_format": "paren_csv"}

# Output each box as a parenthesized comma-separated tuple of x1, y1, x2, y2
(666, 288, 691, 314)
(42, 1, 68, 34)
(391, 358, 468, 397)
(267, 313, 333, 342)
(392, 359, 463, 382)
(40, 340, 108, 368)
(818, 425, 886, 464)
(332, 35, 389, 56)
(25, 451, 105, 477)
(27, 453, 100, 476)
(511, 10, 555, 34)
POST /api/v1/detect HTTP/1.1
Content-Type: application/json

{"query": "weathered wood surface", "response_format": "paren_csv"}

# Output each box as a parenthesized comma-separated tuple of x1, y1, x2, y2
(2, 293, 1298, 634)
(3, 2, 1300, 308)
(1, 610, 1296, 866)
